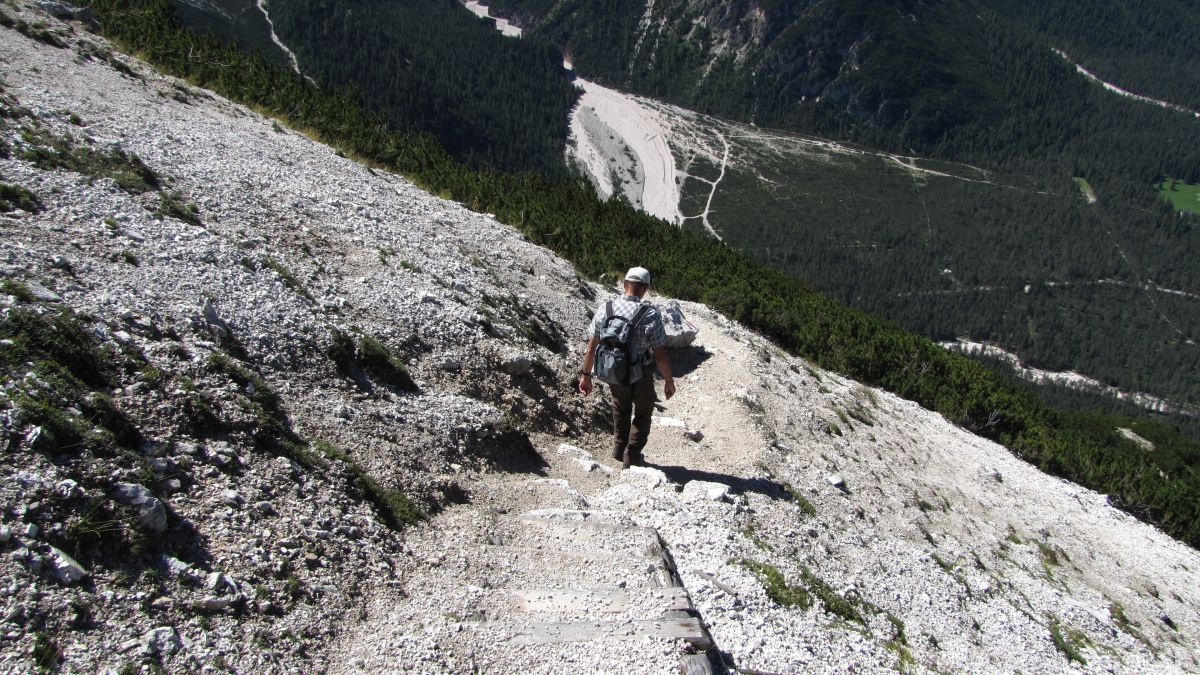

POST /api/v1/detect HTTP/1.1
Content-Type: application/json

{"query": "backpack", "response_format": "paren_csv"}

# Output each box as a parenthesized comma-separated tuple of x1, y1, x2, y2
(592, 300, 651, 385)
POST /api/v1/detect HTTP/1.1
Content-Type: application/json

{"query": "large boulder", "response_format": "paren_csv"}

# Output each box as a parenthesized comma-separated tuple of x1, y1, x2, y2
(659, 300, 698, 348)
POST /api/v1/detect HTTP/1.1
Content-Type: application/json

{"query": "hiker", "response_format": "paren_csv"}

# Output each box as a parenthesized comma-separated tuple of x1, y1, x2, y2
(578, 266, 676, 468)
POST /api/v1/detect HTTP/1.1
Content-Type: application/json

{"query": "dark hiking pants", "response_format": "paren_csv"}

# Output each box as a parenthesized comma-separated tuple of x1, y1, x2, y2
(609, 371, 656, 462)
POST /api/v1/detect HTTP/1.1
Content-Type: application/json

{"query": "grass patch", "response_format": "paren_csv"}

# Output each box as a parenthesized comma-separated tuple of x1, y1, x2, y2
(310, 439, 422, 529)
(781, 481, 817, 516)
(1037, 541, 1061, 580)
(328, 327, 418, 391)
(479, 291, 566, 353)
(19, 126, 160, 193)
(741, 560, 811, 609)
(739, 526, 773, 552)
(156, 190, 201, 225)
(260, 256, 314, 303)
(1049, 620, 1088, 665)
(0, 301, 141, 454)
(32, 631, 63, 672)
(798, 566, 871, 624)
(2, 279, 36, 302)
(3, 10, 69, 49)
(206, 352, 308, 460)
(0, 182, 42, 212)
(1154, 177, 1200, 215)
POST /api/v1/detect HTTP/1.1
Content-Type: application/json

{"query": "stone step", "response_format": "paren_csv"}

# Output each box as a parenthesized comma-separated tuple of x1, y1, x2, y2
(500, 617, 712, 649)
(507, 587, 693, 614)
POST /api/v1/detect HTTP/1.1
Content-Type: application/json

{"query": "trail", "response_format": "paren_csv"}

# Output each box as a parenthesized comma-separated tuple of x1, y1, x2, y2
(333, 299, 1200, 672)
(685, 130, 729, 240)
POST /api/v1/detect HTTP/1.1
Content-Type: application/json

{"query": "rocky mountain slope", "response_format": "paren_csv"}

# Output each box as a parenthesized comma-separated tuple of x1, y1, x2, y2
(1, 4, 1198, 672)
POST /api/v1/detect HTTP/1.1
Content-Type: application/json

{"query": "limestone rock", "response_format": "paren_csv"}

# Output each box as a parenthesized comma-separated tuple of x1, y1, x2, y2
(660, 300, 698, 347)
(111, 483, 167, 533)
(46, 545, 87, 584)
(681, 480, 729, 502)
(501, 352, 533, 376)
(139, 626, 181, 656)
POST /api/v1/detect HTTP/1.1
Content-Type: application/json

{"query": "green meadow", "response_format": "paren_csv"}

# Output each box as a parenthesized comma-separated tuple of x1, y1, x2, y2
(1155, 178, 1200, 215)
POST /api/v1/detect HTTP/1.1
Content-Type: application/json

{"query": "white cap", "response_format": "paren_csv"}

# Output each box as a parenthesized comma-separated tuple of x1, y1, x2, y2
(625, 266, 651, 284)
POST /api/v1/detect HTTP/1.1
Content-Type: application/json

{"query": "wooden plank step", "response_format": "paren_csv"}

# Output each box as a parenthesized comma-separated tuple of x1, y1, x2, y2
(509, 587, 693, 614)
(502, 618, 712, 650)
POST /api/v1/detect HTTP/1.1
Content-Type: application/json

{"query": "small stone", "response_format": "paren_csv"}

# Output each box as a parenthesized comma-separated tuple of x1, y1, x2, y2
(0, 526, 10, 543)
(622, 466, 669, 487)
(55, 479, 80, 498)
(139, 626, 182, 656)
(46, 546, 87, 584)
(205, 572, 224, 592)
(500, 352, 533, 376)
(25, 282, 61, 303)
(684, 429, 704, 442)
(575, 458, 601, 473)
(111, 483, 168, 533)
(25, 427, 47, 450)
(219, 489, 241, 506)
(438, 357, 462, 372)
(555, 443, 587, 457)
(254, 501, 276, 516)
(682, 480, 729, 502)
(22, 523, 39, 539)
(3, 605, 26, 625)
(148, 458, 174, 474)
(196, 597, 235, 612)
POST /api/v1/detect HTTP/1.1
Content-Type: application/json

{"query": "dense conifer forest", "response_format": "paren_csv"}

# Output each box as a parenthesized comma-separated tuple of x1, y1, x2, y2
(82, 0, 1200, 550)
(175, 0, 580, 176)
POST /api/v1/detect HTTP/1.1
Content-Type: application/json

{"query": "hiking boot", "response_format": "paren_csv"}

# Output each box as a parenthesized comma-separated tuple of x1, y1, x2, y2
(611, 445, 624, 461)
(622, 448, 644, 469)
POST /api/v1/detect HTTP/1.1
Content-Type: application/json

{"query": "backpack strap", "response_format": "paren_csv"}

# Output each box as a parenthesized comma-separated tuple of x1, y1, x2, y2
(629, 303, 650, 330)
(627, 303, 651, 362)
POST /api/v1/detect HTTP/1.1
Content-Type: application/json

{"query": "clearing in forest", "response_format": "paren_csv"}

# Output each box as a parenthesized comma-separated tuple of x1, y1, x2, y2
(1155, 177, 1200, 215)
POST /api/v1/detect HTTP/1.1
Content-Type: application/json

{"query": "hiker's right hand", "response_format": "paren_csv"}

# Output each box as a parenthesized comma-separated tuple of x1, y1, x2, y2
(578, 374, 593, 396)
